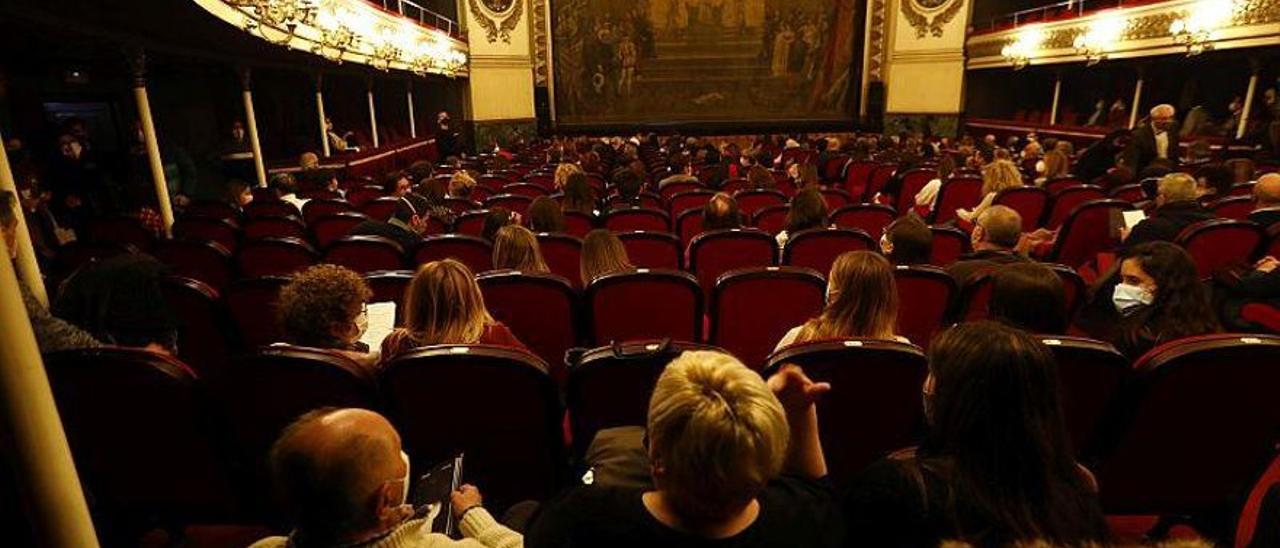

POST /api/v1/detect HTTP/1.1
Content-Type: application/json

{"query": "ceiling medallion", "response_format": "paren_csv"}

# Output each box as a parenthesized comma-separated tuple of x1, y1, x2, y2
(468, 0, 524, 43)
(901, 0, 965, 38)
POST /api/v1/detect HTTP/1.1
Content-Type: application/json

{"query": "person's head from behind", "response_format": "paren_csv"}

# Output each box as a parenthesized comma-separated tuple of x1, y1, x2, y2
(581, 229, 633, 284)
(416, 177, 448, 205)
(790, 163, 819, 189)
(971, 205, 1022, 252)
(702, 192, 743, 230)
(383, 171, 412, 198)
(403, 259, 492, 344)
(406, 160, 434, 183)
(481, 207, 518, 242)
(1040, 150, 1069, 179)
(270, 173, 299, 198)
(1150, 104, 1176, 132)
(747, 165, 774, 190)
(1193, 165, 1232, 200)
(989, 263, 1067, 334)
(269, 408, 411, 546)
(785, 187, 828, 233)
(881, 214, 933, 265)
(299, 152, 320, 170)
(448, 171, 476, 198)
(1155, 173, 1198, 208)
(981, 160, 1023, 196)
(647, 351, 788, 525)
(613, 168, 643, 201)
(554, 162, 583, 190)
(492, 225, 549, 273)
(278, 264, 372, 350)
(920, 322, 1094, 544)
(808, 251, 898, 340)
(227, 179, 254, 208)
(1254, 173, 1280, 209)
(936, 154, 956, 180)
(528, 195, 566, 233)
(1141, 158, 1173, 180)
(391, 194, 431, 236)
(563, 171, 596, 213)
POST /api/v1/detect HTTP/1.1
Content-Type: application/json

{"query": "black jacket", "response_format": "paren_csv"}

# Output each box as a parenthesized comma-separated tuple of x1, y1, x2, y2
(1248, 208, 1280, 228)
(1123, 201, 1215, 250)
(1123, 122, 1179, 175)
(946, 249, 1031, 286)
(349, 220, 421, 253)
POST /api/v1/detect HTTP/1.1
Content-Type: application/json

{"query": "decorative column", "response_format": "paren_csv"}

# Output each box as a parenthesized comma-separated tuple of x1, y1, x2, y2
(407, 81, 417, 139)
(239, 68, 268, 188)
(1049, 73, 1062, 126)
(0, 127, 47, 307)
(367, 80, 380, 149)
(1128, 68, 1145, 130)
(127, 49, 175, 236)
(0, 238, 100, 547)
(1238, 60, 1260, 140)
(315, 74, 331, 157)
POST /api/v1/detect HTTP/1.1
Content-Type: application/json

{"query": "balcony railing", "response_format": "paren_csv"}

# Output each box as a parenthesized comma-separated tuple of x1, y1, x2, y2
(972, 0, 1166, 35)
(365, 0, 460, 37)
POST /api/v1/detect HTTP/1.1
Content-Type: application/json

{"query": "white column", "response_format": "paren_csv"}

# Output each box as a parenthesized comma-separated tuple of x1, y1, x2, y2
(407, 85, 417, 139)
(240, 70, 268, 188)
(130, 56, 175, 236)
(0, 127, 47, 307)
(367, 85, 380, 148)
(0, 237, 100, 547)
(1128, 76, 1144, 130)
(1238, 72, 1259, 140)
(316, 75, 331, 157)
(1049, 75, 1062, 126)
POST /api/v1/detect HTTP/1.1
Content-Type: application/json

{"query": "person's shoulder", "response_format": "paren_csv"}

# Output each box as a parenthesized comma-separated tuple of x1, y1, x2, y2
(246, 536, 287, 548)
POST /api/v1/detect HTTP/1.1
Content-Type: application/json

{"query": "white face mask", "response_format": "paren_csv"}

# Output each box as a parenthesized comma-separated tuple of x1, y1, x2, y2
(1112, 283, 1154, 316)
(398, 450, 411, 505)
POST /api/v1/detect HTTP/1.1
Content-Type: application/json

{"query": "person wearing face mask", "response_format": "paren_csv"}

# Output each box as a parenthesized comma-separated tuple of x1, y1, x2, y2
(1106, 241, 1221, 359)
(252, 407, 521, 548)
(277, 264, 378, 367)
(774, 251, 908, 352)
(1121, 173, 1215, 251)
(846, 322, 1108, 547)
(1123, 104, 1180, 176)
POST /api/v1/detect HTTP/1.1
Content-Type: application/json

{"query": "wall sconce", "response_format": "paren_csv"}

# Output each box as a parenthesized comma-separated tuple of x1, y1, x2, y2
(1001, 26, 1044, 70)
(1073, 12, 1125, 66)
(1170, 0, 1236, 56)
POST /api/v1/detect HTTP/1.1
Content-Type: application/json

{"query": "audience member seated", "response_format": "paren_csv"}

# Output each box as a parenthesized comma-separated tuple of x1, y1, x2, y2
(54, 253, 178, 354)
(777, 187, 828, 247)
(789, 163, 820, 190)
(298, 151, 320, 171)
(1219, 255, 1280, 331)
(381, 259, 527, 361)
(226, 179, 254, 212)
(562, 171, 598, 217)
(658, 154, 698, 190)
(702, 192, 743, 231)
(528, 196, 565, 233)
(449, 171, 477, 200)
(525, 351, 842, 548)
(580, 229, 634, 286)
(845, 321, 1108, 547)
(270, 172, 306, 211)
(1103, 241, 1222, 359)
(775, 251, 908, 351)
(912, 155, 956, 215)
(383, 171, 413, 198)
(351, 195, 429, 251)
(482, 207, 520, 242)
(1122, 173, 1215, 250)
(746, 164, 775, 191)
(277, 264, 376, 365)
(252, 408, 520, 548)
(2, 190, 100, 353)
(554, 162, 582, 191)
(880, 214, 933, 266)
(988, 263, 1067, 334)
(1034, 150, 1071, 187)
(957, 159, 1022, 223)
(493, 225, 549, 274)
(947, 206, 1029, 285)
(611, 169, 644, 209)
(406, 160, 435, 184)
(1193, 165, 1233, 202)
(414, 177, 457, 226)
(1249, 173, 1280, 227)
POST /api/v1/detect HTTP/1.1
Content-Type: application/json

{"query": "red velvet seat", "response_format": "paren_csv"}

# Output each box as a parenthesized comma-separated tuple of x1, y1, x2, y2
(782, 227, 876, 274)
(414, 234, 493, 273)
(561, 211, 595, 238)
(301, 198, 353, 225)
(606, 192, 663, 211)
(174, 216, 240, 253)
(382, 346, 565, 510)
(565, 341, 725, 457)
(764, 339, 928, 484)
(666, 189, 716, 219)
(829, 204, 897, 238)
(894, 265, 956, 347)
(957, 264, 1087, 322)
(894, 169, 937, 214)
(226, 276, 289, 349)
(485, 194, 534, 216)
(243, 200, 300, 220)
(1176, 219, 1265, 279)
(1045, 185, 1108, 229)
(242, 215, 307, 241)
(1037, 336, 1128, 453)
(1228, 181, 1256, 197)
(86, 216, 154, 251)
(235, 237, 317, 278)
(478, 175, 511, 191)
(160, 276, 234, 379)
(1107, 183, 1147, 204)
(617, 231, 682, 270)
(843, 160, 877, 200)
(359, 197, 401, 222)
(711, 267, 826, 369)
(1044, 199, 1129, 269)
(1210, 196, 1257, 221)
(346, 185, 384, 208)
(478, 271, 580, 384)
(602, 207, 670, 233)
(928, 177, 985, 224)
(586, 269, 702, 344)
(733, 189, 787, 218)
(687, 229, 777, 296)
(364, 270, 412, 322)
(821, 154, 850, 183)
(453, 210, 488, 237)
(1092, 335, 1280, 529)
(535, 233, 582, 285)
(658, 180, 703, 201)
(753, 204, 790, 234)
(151, 240, 233, 291)
(821, 188, 855, 210)
(323, 235, 407, 274)
(929, 225, 972, 266)
(443, 197, 482, 216)
(46, 348, 238, 528)
(994, 186, 1050, 231)
(525, 173, 555, 190)
(183, 200, 238, 221)
(865, 164, 898, 201)
(1045, 177, 1085, 195)
(500, 182, 550, 199)
(1269, 224, 1280, 258)
(310, 212, 369, 248)
(676, 208, 706, 247)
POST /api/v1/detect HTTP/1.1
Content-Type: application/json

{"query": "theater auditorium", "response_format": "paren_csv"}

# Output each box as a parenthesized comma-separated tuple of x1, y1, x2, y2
(1, 0, 1280, 546)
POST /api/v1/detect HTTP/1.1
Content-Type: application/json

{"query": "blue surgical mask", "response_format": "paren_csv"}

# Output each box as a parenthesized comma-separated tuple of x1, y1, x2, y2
(1112, 283, 1153, 315)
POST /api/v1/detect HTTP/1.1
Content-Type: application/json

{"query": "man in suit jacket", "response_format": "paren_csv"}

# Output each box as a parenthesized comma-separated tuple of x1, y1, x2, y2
(1123, 104, 1179, 176)
(349, 194, 429, 252)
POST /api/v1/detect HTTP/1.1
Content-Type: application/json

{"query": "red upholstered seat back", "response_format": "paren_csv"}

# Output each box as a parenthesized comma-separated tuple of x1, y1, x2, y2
(174, 216, 239, 253)
(617, 231, 682, 270)
(994, 186, 1050, 231)
(893, 265, 956, 347)
(242, 215, 306, 241)
(1048, 199, 1129, 269)
(687, 229, 777, 296)
(1176, 219, 1264, 279)
(1046, 185, 1107, 229)
(929, 226, 971, 266)
(160, 276, 234, 378)
(310, 212, 369, 248)
(151, 240, 233, 291)
(782, 228, 876, 274)
(415, 234, 493, 273)
(236, 237, 317, 278)
(1038, 336, 1128, 453)
(603, 207, 670, 232)
(586, 269, 702, 345)
(711, 267, 826, 370)
(478, 271, 580, 384)
(535, 233, 583, 286)
(829, 204, 897, 238)
(733, 189, 787, 218)
(323, 235, 407, 274)
(929, 177, 985, 224)
(226, 276, 289, 349)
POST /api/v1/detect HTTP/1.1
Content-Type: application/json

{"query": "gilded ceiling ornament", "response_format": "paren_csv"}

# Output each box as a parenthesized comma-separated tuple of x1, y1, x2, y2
(900, 0, 965, 38)
(468, 0, 524, 43)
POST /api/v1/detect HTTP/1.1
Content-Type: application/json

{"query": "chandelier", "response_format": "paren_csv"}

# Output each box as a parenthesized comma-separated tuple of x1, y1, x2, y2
(1073, 13, 1125, 66)
(1169, 0, 1236, 56)
(1000, 26, 1043, 70)
(228, 0, 318, 45)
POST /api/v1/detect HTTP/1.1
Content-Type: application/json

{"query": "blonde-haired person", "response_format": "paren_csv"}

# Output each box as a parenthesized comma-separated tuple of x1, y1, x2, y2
(554, 162, 584, 191)
(380, 259, 526, 361)
(957, 159, 1023, 223)
(448, 170, 477, 199)
(492, 225, 550, 274)
(524, 351, 841, 547)
(580, 229, 634, 286)
(775, 251, 909, 351)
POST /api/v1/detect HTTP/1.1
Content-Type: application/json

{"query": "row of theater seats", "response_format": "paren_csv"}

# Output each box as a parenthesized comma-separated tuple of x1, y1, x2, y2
(45, 333, 1280, 539)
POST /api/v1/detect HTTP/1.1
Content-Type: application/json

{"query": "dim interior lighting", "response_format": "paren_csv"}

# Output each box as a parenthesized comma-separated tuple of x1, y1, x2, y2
(1001, 26, 1044, 70)
(1073, 11, 1125, 66)
(1170, 0, 1237, 56)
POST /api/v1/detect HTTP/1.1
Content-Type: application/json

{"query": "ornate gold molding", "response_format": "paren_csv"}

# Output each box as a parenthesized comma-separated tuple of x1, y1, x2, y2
(468, 0, 525, 44)
(900, 0, 966, 38)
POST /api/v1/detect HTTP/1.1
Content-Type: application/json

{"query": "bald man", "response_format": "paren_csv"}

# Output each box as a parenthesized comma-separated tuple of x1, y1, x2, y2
(1123, 104, 1179, 176)
(946, 205, 1030, 285)
(1250, 173, 1280, 227)
(252, 408, 521, 548)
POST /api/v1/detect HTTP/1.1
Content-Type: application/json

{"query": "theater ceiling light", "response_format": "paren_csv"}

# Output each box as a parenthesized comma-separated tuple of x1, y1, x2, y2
(1170, 0, 1237, 56)
(1001, 26, 1044, 70)
(196, 0, 469, 76)
(1073, 11, 1125, 66)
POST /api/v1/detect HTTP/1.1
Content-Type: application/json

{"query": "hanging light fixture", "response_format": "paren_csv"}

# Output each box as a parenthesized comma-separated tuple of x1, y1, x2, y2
(1001, 26, 1044, 70)
(1073, 12, 1126, 66)
(1169, 0, 1236, 56)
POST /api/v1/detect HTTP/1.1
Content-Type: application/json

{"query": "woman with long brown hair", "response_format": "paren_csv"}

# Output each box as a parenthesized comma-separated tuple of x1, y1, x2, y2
(776, 186, 829, 248)
(380, 259, 526, 361)
(580, 229, 634, 286)
(492, 225, 549, 273)
(774, 251, 906, 350)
